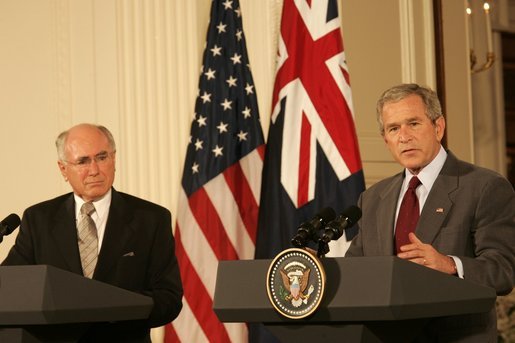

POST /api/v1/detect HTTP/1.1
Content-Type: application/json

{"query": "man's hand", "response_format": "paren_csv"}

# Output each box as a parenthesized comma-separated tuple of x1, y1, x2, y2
(397, 232, 457, 275)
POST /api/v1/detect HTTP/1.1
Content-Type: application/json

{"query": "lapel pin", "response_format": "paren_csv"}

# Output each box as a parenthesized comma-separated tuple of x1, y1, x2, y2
(436, 208, 444, 213)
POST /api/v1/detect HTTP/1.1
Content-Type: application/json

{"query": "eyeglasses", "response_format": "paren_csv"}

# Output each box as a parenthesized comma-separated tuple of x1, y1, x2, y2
(65, 151, 115, 169)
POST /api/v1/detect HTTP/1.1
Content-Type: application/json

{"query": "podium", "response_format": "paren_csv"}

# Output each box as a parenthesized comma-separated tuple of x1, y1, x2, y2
(0, 265, 153, 342)
(213, 256, 496, 342)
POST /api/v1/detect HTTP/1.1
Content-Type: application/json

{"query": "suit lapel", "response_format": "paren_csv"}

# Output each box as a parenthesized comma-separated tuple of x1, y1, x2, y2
(50, 194, 83, 273)
(416, 152, 459, 244)
(377, 173, 404, 255)
(94, 189, 135, 280)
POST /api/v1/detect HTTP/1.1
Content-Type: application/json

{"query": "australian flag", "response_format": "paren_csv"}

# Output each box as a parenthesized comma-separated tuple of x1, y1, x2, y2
(254, 0, 365, 260)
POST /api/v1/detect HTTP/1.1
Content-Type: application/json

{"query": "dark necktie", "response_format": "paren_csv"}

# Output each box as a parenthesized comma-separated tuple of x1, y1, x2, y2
(78, 202, 98, 278)
(395, 176, 421, 254)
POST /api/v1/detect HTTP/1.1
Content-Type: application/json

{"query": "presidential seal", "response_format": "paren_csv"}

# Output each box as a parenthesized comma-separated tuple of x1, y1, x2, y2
(266, 248, 325, 319)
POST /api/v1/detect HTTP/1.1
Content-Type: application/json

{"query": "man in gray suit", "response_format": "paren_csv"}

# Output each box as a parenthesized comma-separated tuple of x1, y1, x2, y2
(2, 123, 183, 342)
(346, 84, 514, 342)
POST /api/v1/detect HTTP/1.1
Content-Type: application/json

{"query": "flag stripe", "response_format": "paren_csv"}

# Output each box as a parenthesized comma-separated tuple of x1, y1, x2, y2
(224, 322, 249, 343)
(175, 226, 232, 342)
(205, 172, 255, 259)
(223, 161, 260, 245)
(168, 298, 207, 342)
(297, 113, 311, 206)
(176, 189, 219, 296)
(240, 146, 265, 204)
(163, 323, 181, 342)
(189, 187, 239, 261)
(169, 273, 209, 343)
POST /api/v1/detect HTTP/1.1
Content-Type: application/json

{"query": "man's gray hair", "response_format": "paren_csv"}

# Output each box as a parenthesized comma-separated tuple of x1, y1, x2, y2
(55, 124, 116, 161)
(376, 83, 443, 135)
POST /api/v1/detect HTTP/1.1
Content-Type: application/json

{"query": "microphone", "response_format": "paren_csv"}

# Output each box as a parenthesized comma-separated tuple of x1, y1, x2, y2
(320, 206, 362, 244)
(291, 207, 336, 248)
(0, 213, 21, 243)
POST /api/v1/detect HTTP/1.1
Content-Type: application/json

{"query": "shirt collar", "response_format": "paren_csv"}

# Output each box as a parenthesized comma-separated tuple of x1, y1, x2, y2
(74, 189, 112, 220)
(404, 146, 447, 191)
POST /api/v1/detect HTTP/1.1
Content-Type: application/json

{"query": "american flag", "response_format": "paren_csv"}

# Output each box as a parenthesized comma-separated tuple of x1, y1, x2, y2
(165, 0, 265, 342)
(254, 0, 365, 260)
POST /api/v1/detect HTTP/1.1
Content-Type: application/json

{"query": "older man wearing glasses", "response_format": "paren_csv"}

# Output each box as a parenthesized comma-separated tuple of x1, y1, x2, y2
(2, 123, 183, 342)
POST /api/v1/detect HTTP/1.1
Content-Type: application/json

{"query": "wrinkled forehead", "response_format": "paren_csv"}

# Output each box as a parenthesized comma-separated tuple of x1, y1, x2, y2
(65, 128, 111, 158)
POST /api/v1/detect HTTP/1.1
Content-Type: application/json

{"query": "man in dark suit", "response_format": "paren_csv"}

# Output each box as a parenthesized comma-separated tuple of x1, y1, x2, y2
(2, 123, 183, 342)
(345, 84, 514, 342)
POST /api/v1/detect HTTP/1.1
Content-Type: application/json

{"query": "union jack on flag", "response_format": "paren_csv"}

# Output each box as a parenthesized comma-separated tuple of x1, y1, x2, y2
(166, 0, 265, 342)
(255, 0, 365, 260)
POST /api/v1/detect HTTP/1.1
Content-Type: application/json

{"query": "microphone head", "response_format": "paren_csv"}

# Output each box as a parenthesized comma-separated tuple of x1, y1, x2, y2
(291, 207, 336, 248)
(1, 213, 21, 235)
(341, 205, 362, 226)
(319, 205, 362, 245)
(316, 207, 337, 224)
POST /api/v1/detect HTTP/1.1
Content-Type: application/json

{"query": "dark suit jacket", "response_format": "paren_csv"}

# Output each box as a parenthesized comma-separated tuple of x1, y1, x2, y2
(2, 188, 183, 342)
(346, 151, 515, 342)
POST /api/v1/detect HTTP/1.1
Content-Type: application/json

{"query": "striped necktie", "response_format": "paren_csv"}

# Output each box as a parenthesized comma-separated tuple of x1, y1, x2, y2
(78, 202, 98, 278)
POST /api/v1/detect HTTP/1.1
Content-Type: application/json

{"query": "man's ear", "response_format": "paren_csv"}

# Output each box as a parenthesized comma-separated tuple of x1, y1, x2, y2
(435, 116, 446, 141)
(57, 160, 68, 181)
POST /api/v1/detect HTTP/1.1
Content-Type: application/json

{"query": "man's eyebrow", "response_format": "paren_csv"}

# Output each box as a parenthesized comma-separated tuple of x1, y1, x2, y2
(387, 116, 421, 125)
(384, 121, 400, 129)
(74, 151, 108, 160)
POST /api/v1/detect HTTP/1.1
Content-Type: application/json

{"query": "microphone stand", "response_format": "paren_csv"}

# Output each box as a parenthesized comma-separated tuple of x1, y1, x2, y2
(316, 240, 329, 258)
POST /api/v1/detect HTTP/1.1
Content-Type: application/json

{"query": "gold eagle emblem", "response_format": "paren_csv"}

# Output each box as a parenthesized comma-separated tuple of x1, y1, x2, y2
(280, 264, 314, 307)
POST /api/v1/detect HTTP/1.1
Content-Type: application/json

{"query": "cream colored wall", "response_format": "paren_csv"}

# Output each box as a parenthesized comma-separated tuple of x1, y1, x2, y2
(340, 0, 437, 185)
(441, 0, 475, 163)
(1, 1, 67, 256)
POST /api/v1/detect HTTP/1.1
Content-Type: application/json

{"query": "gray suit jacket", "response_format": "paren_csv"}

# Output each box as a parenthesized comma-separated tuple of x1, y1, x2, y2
(346, 151, 515, 342)
(2, 188, 183, 342)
